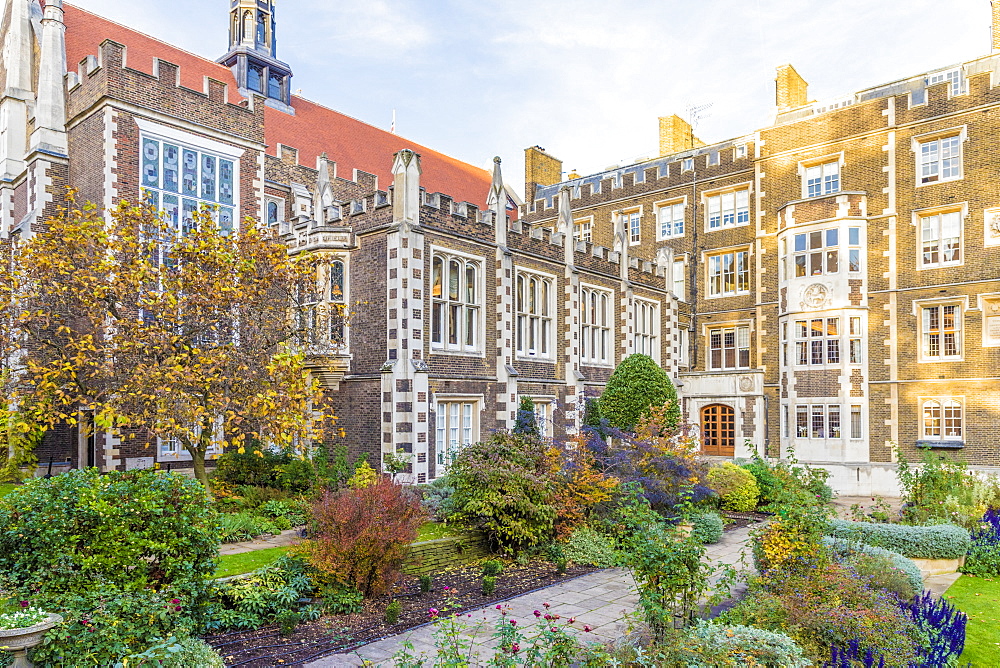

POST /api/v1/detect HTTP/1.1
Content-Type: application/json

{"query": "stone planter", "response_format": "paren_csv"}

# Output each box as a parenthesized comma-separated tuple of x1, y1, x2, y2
(0, 614, 62, 668)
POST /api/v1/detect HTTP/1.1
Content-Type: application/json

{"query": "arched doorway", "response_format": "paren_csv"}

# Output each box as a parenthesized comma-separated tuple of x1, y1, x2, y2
(701, 404, 735, 457)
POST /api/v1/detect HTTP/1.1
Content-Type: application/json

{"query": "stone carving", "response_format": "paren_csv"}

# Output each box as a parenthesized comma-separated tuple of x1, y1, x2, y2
(739, 376, 754, 393)
(801, 283, 830, 310)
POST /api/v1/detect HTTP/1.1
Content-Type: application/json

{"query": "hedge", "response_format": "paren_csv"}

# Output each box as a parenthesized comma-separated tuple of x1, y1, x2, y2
(825, 519, 970, 560)
(822, 536, 923, 594)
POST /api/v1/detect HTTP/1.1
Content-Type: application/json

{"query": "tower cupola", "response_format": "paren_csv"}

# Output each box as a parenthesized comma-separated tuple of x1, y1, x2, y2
(218, 0, 294, 112)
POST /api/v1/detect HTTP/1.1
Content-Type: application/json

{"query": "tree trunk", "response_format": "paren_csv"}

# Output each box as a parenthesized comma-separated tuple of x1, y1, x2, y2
(192, 448, 208, 487)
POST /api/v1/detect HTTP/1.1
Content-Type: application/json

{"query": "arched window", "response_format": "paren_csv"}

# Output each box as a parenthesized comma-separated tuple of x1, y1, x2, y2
(268, 73, 284, 100)
(634, 299, 659, 359)
(580, 287, 611, 365)
(431, 253, 479, 352)
(266, 200, 280, 227)
(922, 398, 963, 441)
(256, 12, 267, 46)
(516, 272, 552, 358)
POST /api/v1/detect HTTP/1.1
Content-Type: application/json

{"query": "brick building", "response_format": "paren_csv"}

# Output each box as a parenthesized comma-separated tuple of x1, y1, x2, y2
(0, 1, 672, 482)
(3, 1, 999, 493)
(522, 15, 1000, 493)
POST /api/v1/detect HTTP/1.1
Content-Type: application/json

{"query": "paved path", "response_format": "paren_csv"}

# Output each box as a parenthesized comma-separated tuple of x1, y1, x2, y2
(309, 526, 755, 667)
(219, 528, 301, 556)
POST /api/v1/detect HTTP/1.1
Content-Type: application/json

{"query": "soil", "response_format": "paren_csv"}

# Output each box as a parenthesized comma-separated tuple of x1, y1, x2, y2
(204, 560, 599, 668)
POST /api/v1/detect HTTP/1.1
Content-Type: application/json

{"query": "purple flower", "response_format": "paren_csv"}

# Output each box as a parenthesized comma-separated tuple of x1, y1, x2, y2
(428, 607, 439, 619)
(533, 610, 541, 618)
(18, 601, 28, 608)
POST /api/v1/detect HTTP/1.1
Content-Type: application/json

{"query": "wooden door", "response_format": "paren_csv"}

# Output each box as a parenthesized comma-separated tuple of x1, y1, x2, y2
(701, 404, 735, 457)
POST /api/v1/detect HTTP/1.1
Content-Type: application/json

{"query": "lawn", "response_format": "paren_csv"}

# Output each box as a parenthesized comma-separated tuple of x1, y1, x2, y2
(0, 484, 17, 498)
(214, 546, 290, 578)
(945, 574, 1000, 666)
(416, 521, 463, 542)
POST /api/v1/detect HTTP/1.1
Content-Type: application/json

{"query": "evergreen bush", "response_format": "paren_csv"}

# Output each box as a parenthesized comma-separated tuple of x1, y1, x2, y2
(689, 511, 724, 544)
(706, 461, 760, 512)
(599, 354, 678, 432)
(826, 519, 970, 560)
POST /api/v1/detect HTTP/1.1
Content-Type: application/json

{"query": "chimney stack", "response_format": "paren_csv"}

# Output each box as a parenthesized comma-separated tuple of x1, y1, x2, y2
(524, 145, 563, 203)
(992, 0, 1000, 51)
(658, 114, 704, 157)
(775, 64, 809, 111)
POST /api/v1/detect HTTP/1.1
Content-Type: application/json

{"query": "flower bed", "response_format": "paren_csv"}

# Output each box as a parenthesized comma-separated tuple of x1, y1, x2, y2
(202, 559, 596, 667)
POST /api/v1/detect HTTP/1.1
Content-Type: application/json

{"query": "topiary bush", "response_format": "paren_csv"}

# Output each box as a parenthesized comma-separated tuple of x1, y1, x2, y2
(706, 461, 760, 512)
(679, 620, 810, 667)
(826, 518, 971, 560)
(599, 354, 678, 433)
(689, 511, 724, 545)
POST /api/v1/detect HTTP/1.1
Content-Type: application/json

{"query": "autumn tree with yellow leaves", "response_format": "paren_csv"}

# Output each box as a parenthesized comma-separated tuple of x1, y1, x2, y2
(0, 193, 336, 485)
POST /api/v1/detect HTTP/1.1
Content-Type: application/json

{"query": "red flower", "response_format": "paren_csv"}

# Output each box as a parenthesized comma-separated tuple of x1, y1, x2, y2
(584, 625, 592, 632)
(533, 610, 541, 618)
(511, 643, 520, 653)
(18, 601, 28, 608)
(170, 598, 180, 604)
(174, 606, 182, 612)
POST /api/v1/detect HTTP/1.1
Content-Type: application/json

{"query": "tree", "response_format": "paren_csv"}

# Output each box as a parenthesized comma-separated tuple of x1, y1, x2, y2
(513, 395, 540, 437)
(599, 353, 679, 433)
(3, 193, 334, 485)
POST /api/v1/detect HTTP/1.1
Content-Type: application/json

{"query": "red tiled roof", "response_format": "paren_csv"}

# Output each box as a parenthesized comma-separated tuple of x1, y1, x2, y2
(61, 3, 493, 208)
(264, 98, 492, 208)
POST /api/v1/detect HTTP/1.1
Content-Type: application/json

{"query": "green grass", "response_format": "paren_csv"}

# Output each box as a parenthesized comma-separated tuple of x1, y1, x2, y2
(214, 546, 290, 578)
(0, 484, 18, 498)
(945, 574, 1000, 666)
(416, 521, 463, 542)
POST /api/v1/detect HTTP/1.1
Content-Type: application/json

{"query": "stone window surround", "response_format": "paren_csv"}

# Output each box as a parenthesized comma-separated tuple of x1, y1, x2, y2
(703, 244, 752, 299)
(654, 195, 687, 240)
(701, 181, 752, 233)
(633, 297, 660, 364)
(514, 267, 558, 361)
(911, 295, 968, 363)
(429, 244, 486, 357)
(918, 395, 965, 444)
(579, 282, 613, 367)
(433, 394, 483, 469)
(703, 318, 753, 371)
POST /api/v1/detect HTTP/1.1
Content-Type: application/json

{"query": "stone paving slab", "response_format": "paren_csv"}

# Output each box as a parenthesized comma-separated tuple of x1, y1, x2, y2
(309, 527, 754, 667)
(218, 528, 301, 556)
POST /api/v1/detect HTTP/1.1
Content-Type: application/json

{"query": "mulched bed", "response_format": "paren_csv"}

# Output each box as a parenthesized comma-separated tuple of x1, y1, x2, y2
(205, 560, 598, 668)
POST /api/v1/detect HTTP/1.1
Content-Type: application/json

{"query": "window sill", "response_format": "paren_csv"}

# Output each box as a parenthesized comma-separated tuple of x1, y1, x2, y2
(918, 357, 964, 363)
(916, 177, 963, 188)
(917, 262, 964, 271)
(707, 292, 752, 299)
(916, 440, 964, 449)
(516, 355, 556, 363)
(430, 348, 485, 359)
(705, 222, 751, 232)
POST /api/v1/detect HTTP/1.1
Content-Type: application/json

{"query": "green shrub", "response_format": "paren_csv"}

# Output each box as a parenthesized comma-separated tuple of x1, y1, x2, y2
(561, 527, 620, 567)
(275, 609, 300, 637)
(275, 457, 315, 493)
(740, 453, 780, 506)
(258, 499, 309, 526)
(599, 354, 678, 432)
(321, 583, 364, 615)
(417, 476, 455, 522)
(0, 469, 218, 595)
(218, 511, 278, 543)
(213, 555, 315, 630)
(822, 536, 923, 594)
(237, 484, 290, 509)
(482, 575, 496, 596)
(419, 574, 432, 593)
(555, 557, 567, 574)
(826, 518, 971, 559)
(385, 599, 402, 625)
(849, 551, 917, 601)
(481, 559, 504, 577)
(706, 461, 759, 512)
(689, 511, 724, 544)
(214, 443, 286, 488)
(678, 620, 810, 667)
(115, 636, 225, 668)
(449, 431, 555, 552)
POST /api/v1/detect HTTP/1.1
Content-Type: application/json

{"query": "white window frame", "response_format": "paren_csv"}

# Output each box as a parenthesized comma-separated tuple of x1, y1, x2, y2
(681, 157, 694, 172)
(734, 143, 748, 160)
(520, 396, 555, 440)
(918, 301, 963, 362)
(264, 195, 286, 231)
(849, 316, 863, 365)
(793, 317, 841, 367)
(920, 397, 964, 443)
(926, 68, 964, 97)
(704, 184, 751, 231)
(708, 323, 751, 370)
(515, 269, 556, 360)
(671, 258, 686, 300)
(794, 404, 842, 440)
(580, 285, 612, 366)
(706, 248, 751, 298)
(434, 396, 481, 469)
(326, 257, 348, 348)
(655, 197, 686, 240)
(573, 216, 593, 243)
(621, 208, 641, 246)
(978, 294, 1000, 347)
(790, 227, 841, 278)
(156, 417, 224, 462)
(914, 205, 965, 269)
(798, 154, 843, 199)
(431, 248, 484, 354)
(634, 298, 660, 362)
(912, 127, 966, 187)
(850, 404, 864, 440)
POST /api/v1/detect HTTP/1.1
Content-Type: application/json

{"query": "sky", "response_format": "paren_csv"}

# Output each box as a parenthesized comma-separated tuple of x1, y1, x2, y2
(74, 0, 995, 197)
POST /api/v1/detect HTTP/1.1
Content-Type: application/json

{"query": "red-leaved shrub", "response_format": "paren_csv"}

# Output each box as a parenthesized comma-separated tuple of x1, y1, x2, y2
(300, 479, 425, 597)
